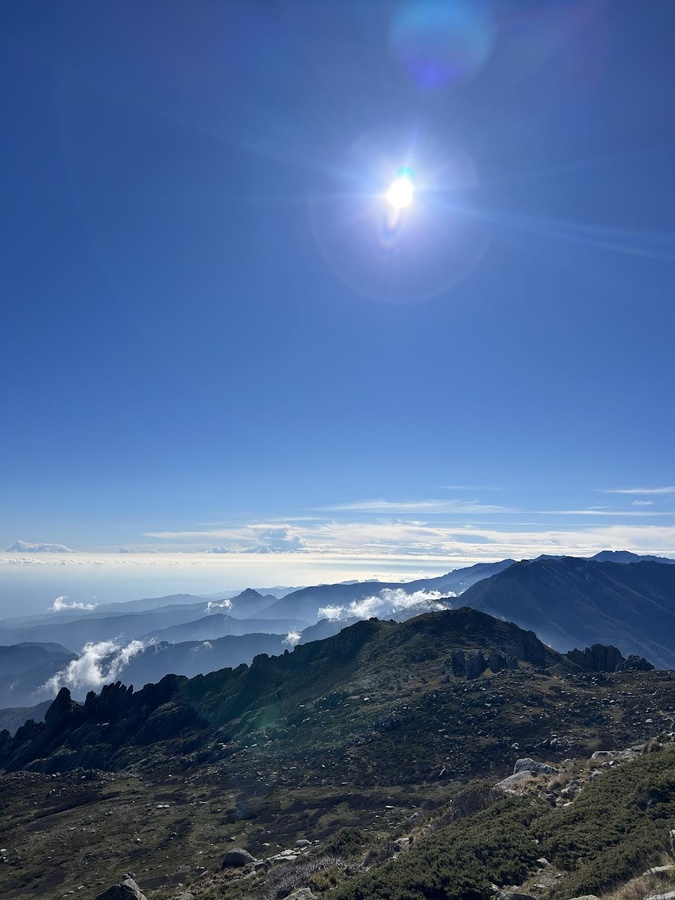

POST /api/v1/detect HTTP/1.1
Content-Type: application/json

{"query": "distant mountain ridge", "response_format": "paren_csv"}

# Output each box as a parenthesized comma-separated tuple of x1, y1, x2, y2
(457, 557, 675, 668)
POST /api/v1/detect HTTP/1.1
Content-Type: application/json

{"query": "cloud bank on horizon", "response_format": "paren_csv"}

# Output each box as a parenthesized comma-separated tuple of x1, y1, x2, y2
(6, 540, 74, 553)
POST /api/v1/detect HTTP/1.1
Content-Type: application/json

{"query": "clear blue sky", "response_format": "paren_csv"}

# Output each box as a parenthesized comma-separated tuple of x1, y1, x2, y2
(2, 1, 674, 608)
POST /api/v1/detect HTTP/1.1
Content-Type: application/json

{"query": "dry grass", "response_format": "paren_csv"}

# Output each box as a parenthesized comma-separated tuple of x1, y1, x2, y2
(601, 856, 675, 900)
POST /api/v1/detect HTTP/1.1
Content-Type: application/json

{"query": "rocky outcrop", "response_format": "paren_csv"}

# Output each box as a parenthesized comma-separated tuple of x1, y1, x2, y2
(0, 676, 207, 773)
(514, 758, 557, 776)
(450, 649, 518, 679)
(94, 877, 147, 899)
(620, 655, 654, 672)
(566, 644, 654, 673)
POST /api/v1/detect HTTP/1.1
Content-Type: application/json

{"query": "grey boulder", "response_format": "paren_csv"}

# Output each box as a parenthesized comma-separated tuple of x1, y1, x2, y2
(222, 848, 256, 868)
(513, 758, 557, 776)
(94, 878, 147, 900)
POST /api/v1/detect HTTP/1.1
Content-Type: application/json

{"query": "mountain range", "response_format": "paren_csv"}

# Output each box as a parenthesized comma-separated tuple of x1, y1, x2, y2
(2, 551, 674, 719)
(457, 557, 675, 668)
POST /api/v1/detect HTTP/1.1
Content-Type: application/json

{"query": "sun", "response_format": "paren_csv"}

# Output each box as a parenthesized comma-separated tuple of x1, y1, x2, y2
(386, 170, 415, 211)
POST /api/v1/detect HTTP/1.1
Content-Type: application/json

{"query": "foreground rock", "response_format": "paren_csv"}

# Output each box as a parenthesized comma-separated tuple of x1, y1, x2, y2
(94, 877, 147, 900)
(222, 848, 256, 868)
(514, 758, 557, 776)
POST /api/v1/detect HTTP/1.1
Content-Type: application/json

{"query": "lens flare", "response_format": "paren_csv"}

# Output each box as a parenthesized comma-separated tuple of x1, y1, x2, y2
(390, 0, 496, 88)
(309, 131, 489, 305)
(386, 171, 415, 210)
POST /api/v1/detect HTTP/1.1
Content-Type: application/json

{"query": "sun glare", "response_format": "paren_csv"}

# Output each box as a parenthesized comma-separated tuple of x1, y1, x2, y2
(386, 171, 414, 210)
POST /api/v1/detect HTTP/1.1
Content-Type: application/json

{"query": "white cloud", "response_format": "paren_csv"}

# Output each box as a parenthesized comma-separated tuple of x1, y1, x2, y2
(282, 630, 301, 647)
(49, 595, 96, 612)
(633, 500, 653, 506)
(6, 540, 74, 553)
(318, 588, 452, 622)
(205, 598, 232, 613)
(45, 639, 147, 694)
(604, 486, 675, 495)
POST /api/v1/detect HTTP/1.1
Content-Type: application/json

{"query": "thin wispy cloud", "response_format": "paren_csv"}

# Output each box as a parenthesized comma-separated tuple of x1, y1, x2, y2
(536, 509, 675, 517)
(604, 486, 675, 495)
(316, 498, 509, 514)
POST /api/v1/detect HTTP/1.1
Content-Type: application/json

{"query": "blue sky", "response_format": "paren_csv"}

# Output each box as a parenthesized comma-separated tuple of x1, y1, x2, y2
(2, 1, 675, 610)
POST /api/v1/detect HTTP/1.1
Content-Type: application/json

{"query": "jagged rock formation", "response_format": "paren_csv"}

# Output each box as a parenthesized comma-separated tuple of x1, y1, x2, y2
(0, 674, 205, 772)
(566, 644, 654, 673)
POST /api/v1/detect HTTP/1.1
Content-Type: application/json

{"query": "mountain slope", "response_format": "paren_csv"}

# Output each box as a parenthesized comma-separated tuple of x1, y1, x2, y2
(0, 643, 77, 707)
(1, 608, 674, 900)
(141, 613, 309, 643)
(0, 607, 648, 776)
(457, 557, 675, 668)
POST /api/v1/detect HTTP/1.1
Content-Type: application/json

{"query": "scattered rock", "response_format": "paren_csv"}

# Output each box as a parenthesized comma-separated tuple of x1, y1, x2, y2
(94, 877, 147, 900)
(221, 848, 255, 868)
(645, 864, 675, 875)
(496, 771, 532, 791)
(513, 758, 557, 776)
(285, 890, 316, 900)
(295, 838, 312, 849)
(496, 891, 537, 900)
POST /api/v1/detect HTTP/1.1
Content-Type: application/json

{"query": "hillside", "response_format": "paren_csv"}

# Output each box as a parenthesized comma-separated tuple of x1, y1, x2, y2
(458, 557, 675, 668)
(1, 608, 674, 899)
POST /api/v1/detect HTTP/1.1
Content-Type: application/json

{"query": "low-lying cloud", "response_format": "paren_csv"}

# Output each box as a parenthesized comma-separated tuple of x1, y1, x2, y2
(283, 629, 302, 648)
(318, 588, 453, 622)
(49, 595, 96, 612)
(45, 639, 148, 695)
(205, 598, 232, 613)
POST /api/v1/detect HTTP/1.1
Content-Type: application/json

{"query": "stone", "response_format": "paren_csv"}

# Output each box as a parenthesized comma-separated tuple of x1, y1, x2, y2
(466, 650, 487, 679)
(451, 649, 466, 677)
(513, 758, 557, 776)
(295, 838, 312, 848)
(94, 878, 147, 900)
(221, 848, 256, 868)
(285, 890, 316, 900)
(496, 891, 537, 900)
(496, 771, 533, 791)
